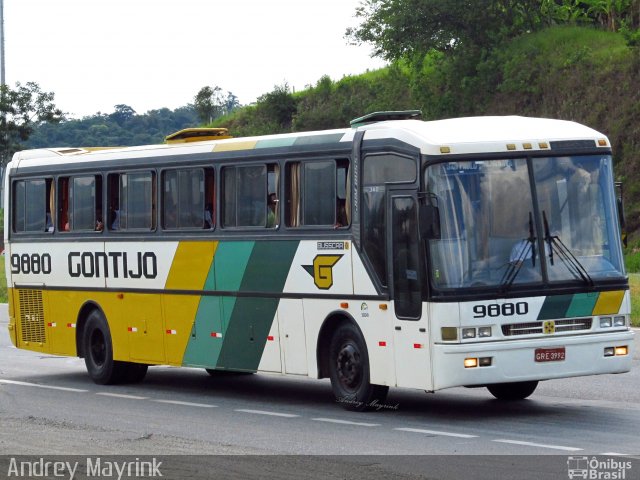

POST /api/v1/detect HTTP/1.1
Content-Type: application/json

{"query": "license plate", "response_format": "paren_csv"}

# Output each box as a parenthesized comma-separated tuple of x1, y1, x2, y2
(535, 347, 566, 362)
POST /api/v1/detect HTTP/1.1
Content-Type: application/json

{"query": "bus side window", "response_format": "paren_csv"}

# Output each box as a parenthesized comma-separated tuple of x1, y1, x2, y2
(13, 178, 51, 233)
(222, 164, 268, 228)
(108, 171, 155, 231)
(285, 159, 348, 228)
(204, 167, 215, 229)
(163, 168, 211, 230)
(267, 164, 279, 228)
(58, 177, 70, 231)
(71, 176, 100, 231)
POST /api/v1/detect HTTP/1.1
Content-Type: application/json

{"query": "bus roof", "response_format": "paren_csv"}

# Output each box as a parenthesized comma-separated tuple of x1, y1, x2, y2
(9, 116, 609, 170)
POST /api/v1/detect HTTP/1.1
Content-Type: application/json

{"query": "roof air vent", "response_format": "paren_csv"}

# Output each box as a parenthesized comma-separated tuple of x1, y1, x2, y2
(350, 110, 422, 127)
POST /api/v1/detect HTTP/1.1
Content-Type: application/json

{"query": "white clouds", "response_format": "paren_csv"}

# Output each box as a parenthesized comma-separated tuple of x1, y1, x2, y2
(4, 0, 385, 117)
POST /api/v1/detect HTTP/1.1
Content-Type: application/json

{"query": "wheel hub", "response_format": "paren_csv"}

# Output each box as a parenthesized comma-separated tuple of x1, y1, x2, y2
(90, 330, 106, 366)
(336, 343, 362, 389)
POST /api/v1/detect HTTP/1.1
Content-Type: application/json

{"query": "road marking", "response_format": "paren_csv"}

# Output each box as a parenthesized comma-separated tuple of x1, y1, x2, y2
(153, 399, 217, 408)
(493, 439, 582, 452)
(96, 392, 148, 400)
(601, 452, 628, 456)
(395, 427, 478, 438)
(0, 379, 88, 393)
(312, 418, 380, 427)
(235, 409, 299, 418)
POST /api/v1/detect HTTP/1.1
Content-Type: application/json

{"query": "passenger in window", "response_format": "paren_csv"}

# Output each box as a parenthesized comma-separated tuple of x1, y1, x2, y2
(45, 213, 54, 232)
(111, 208, 120, 230)
(267, 193, 278, 228)
(95, 209, 104, 231)
(335, 198, 347, 229)
(204, 203, 213, 229)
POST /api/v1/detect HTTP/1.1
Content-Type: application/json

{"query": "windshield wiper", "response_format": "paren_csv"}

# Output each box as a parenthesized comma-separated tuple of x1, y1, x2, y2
(542, 211, 594, 286)
(500, 212, 537, 291)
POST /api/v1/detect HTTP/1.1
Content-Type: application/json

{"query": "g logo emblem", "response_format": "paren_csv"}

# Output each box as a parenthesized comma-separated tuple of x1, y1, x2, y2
(303, 255, 343, 290)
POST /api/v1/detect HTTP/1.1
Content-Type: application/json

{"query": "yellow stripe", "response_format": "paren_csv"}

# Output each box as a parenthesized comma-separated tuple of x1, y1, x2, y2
(592, 290, 625, 316)
(213, 140, 257, 152)
(165, 241, 217, 290)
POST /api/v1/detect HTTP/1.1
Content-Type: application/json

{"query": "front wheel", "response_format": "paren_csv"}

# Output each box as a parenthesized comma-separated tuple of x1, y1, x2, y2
(83, 310, 146, 385)
(83, 310, 126, 384)
(487, 381, 538, 400)
(328, 323, 388, 411)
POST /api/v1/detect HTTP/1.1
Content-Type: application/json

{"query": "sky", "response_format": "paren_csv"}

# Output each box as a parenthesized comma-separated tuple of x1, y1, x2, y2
(2, 0, 386, 119)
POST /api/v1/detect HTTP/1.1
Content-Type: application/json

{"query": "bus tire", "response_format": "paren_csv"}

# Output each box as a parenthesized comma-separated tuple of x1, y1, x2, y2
(82, 310, 127, 385)
(122, 363, 148, 383)
(487, 381, 538, 400)
(328, 322, 388, 411)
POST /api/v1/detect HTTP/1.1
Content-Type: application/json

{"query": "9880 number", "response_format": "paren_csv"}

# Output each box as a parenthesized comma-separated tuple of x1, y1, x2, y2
(10, 253, 52, 275)
(473, 302, 528, 318)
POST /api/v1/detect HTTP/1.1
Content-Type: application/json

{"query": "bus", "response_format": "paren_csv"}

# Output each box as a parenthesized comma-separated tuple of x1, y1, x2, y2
(4, 111, 633, 410)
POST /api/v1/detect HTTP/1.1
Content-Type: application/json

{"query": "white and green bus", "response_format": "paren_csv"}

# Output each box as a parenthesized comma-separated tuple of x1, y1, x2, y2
(5, 112, 633, 410)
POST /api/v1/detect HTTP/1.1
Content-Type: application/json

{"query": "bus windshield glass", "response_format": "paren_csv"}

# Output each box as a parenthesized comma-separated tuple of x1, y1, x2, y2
(425, 155, 625, 290)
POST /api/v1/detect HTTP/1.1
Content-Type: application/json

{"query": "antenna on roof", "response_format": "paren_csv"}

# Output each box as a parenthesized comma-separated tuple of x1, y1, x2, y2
(350, 110, 422, 128)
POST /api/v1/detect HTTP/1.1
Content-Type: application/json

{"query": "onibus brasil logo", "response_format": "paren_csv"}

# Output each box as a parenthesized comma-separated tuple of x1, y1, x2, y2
(567, 456, 632, 479)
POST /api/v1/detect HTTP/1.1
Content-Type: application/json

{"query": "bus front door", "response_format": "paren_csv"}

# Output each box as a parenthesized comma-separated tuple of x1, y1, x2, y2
(388, 192, 432, 390)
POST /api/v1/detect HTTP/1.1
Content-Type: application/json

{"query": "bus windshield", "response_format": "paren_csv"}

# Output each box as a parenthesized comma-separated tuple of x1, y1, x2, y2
(425, 155, 625, 290)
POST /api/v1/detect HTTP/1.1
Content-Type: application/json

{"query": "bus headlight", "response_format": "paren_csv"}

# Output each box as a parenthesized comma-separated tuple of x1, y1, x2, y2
(462, 328, 476, 339)
(600, 317, 612, 328)
(613, 316, 626, 327)
(478, 327, 492, 338)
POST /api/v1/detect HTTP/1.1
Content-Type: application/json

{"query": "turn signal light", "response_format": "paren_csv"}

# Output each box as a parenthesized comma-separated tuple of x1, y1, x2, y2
(615, 346, 628, 356)
(464, 358, 478, 368)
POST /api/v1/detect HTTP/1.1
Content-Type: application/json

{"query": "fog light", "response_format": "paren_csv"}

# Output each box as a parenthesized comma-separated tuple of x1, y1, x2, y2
(441, 327, 458, 341)
(464, 358, 478, 368)
(600, 317, 612, 328)
(613, 316, 626, 327)
(604, 347, 615, 357)
(615, 346, 628, 356)
(479, 357, 492, 367)
(462, 328, 476, 339)
(478, 327, 492, 338)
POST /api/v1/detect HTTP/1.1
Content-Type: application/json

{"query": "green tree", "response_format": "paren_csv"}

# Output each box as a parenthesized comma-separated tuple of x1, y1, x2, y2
(0, 81, 63, 167)
(255, 83, 297, 132)
(347, 0, 544, 62)
(109, 104, 136, 126)
(194, 86, 240, 124)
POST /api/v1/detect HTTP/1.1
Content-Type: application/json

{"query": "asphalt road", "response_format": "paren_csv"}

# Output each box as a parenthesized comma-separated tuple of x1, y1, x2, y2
(1, 305, 640, 479)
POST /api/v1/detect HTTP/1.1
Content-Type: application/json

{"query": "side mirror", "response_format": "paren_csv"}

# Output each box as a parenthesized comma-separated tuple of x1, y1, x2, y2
(419, 193, 441, 240)
(615, 182, 627, 248)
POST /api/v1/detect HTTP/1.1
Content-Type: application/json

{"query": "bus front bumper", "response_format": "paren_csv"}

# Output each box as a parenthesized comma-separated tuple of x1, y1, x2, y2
(432, 330, 634, 391)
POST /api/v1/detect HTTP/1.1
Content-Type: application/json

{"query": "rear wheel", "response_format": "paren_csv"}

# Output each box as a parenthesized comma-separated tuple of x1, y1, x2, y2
(328, 323, 388, 411)
(487, 381, 538, 400)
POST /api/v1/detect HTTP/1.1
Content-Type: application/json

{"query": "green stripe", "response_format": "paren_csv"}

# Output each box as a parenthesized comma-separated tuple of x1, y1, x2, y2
(182, 242, 255, 368)
(565, 292, 599, 318)
(537, 294, 573, 320)
(293, 133, 345, 146)
(255, 138, 297, 149)
(218, 241, 299, 371)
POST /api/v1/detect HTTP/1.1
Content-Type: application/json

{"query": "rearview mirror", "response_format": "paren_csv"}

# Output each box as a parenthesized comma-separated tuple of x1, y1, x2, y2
(419, 193, 441, 240)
